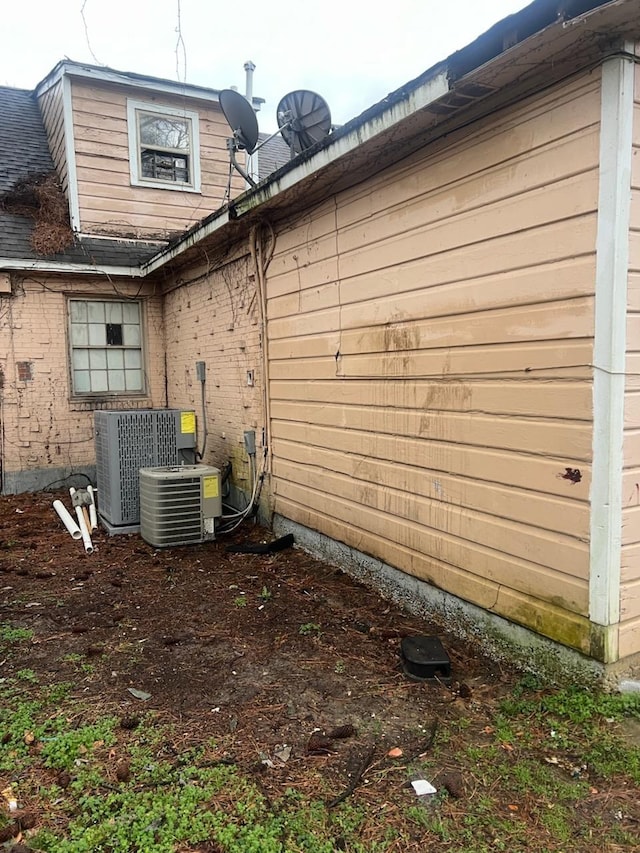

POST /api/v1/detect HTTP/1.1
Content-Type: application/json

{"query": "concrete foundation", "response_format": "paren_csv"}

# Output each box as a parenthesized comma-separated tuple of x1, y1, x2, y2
(272, 515, 640, 690)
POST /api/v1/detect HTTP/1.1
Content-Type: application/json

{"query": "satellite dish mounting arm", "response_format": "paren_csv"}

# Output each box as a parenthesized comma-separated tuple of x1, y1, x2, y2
(226, 137, 257, 188)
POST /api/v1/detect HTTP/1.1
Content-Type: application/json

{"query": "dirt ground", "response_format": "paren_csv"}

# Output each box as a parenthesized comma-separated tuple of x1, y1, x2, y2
(1, 490, 639, 851)
(0, 491, 509, 779)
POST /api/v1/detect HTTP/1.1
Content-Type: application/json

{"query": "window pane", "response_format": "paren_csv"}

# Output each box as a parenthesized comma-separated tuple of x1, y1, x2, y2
(141, 150, 189, 183)
(125, 369, 143, 391)
(87, 302, 105, 323)
(71, 324, 88, 346)
(73, 349, 90, 370)
(74, 370, 90, 393)
(89, 350, 107, 369)
(91, 371, 108, 392)
(107, 350, 124, 369)
(123, 324, 141, 346)
(70, 301, 87, 322)
(88, 324, 106, 346)
(124, 349, 141, 368)
(105, 303, 123, 323)
(122, 303, 140, 323)
(139, 114, 189, 150)
(106, 323, 123, 345)
(108, 370, 126, 391)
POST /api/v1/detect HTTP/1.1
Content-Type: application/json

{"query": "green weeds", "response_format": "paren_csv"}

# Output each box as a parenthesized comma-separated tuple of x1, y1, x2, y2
(1, 627, 639, 852)
(0, 623, 33, 644)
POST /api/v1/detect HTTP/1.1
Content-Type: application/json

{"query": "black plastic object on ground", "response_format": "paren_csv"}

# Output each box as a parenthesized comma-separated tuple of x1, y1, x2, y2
(400, 635, 452, 683)
(226, 533, 294, 554)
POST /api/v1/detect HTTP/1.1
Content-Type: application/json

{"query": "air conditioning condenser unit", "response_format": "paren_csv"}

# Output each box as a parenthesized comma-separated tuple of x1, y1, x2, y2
(95, 409, 197, 529)
(139, 464, 222, 547)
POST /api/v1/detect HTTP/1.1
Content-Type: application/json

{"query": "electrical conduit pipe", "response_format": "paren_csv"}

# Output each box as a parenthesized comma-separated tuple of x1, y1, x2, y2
(69, 487, 94, 554)
(53, 499, 82, 540)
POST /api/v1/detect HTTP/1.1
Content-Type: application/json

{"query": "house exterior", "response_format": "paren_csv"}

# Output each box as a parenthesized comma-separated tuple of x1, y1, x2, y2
(2, 0, 640, 684)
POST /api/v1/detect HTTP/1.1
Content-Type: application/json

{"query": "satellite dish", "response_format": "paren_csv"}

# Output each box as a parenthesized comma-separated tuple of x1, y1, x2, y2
(219, 89, 259, 154)
(276, 90, 332, 155)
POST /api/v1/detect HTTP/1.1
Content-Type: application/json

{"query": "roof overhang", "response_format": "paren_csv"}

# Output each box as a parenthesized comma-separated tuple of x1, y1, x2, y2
(0, 258, 144, 277)
(142, 0, 640, 277)
(35, 60, 264, 109)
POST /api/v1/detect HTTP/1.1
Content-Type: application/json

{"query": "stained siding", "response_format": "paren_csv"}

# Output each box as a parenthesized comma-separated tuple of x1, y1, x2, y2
(37, 80, 68, 192)
(267, 72, 602, 650)
(69, 80, 243, 238)
(620, 64, 640, 659)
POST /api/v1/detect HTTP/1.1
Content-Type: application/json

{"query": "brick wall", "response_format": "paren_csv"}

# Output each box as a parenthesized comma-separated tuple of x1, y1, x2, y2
(0, 273, 166, 491)
(162, 251, 265, 499)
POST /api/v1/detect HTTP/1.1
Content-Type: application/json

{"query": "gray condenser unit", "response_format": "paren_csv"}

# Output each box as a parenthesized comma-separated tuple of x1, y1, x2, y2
(139, 465, 222, 547)
(95, 409, 197, 528)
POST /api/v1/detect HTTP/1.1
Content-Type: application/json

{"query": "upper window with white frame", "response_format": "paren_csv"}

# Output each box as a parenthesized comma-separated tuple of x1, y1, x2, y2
(69, 299, 145, 396)
(127, 99, 201, 192)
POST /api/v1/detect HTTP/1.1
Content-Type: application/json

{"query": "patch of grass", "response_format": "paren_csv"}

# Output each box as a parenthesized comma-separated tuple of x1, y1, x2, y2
(299, 622, 321, 636)
(0, 623, 33, 644)
(16, 667, 39, 683)
(2, 658, 639, 853)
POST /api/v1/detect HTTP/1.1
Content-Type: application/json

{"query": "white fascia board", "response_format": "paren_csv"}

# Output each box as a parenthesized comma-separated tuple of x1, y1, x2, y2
(37, 62, 232, 105)
(233, 69, 450, 218)
(62, 75, 81, 232)
(590, 46, 635, 637)
(142, 69, 450, 273)
(0, 259, 143, 276)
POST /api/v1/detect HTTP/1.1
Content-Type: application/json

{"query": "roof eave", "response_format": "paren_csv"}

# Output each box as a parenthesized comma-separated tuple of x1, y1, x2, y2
(141, 0, 640, 275)
(0, 258, 144, 277)
(34, 60, 265, 109)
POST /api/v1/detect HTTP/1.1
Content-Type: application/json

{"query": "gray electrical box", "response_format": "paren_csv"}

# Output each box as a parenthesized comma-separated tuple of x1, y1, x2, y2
(95, 409, 197, 528)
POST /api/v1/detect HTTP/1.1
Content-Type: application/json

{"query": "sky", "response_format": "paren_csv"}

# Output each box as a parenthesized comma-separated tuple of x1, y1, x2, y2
(3, 0, 528, 133)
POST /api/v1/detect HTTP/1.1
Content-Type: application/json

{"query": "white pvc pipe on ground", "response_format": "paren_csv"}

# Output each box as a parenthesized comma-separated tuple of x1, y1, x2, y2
(70, 487, 94, 555)
(87, 485, 98, 531)
(53, 500, 82, 540)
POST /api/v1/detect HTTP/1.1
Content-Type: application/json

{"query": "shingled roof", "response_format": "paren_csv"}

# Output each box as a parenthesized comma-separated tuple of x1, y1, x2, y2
(0, 84, 160, 269)
(256, 133, 291, 182)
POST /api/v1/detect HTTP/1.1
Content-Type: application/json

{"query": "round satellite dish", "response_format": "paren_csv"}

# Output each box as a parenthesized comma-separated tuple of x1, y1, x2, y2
(276, 90, 332, 155)
(219, 89, 259, 154)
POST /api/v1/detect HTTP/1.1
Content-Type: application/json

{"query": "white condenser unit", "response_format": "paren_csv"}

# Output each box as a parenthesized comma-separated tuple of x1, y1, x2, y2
(95, 409, 197, 528)
(139, 465, 222, 547)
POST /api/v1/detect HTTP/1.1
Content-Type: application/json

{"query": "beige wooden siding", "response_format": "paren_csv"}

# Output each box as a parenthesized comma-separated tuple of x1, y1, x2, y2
(267, 72, 602, 652)
(69, 80, 243, 238)
(37, 80, 68, 192)
(620, 65, 640, 659)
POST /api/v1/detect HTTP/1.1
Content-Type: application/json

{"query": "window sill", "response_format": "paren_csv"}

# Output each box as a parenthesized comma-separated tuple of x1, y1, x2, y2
(131, 178, 202, 194)
(70, 397, 152, 412)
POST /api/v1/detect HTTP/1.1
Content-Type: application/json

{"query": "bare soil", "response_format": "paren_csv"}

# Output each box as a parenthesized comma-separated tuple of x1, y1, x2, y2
(1, 490, 638, 851)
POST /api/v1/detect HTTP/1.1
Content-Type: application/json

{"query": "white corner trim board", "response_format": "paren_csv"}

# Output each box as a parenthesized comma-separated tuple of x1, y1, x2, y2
(590, 46, 635, 637)
(62, 75, 81, 233)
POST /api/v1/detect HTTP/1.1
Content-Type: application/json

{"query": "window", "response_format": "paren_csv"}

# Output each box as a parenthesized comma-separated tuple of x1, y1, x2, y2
(127, 99, 201, 191)
(69, 299, 144, 395)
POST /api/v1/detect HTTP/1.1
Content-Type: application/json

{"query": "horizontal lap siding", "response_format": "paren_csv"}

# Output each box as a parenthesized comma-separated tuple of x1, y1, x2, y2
(70, 80, 242, 238)
(37, 81, 67, 192)
(268, 73, 601, 639)
(619, 67, 640, 658)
